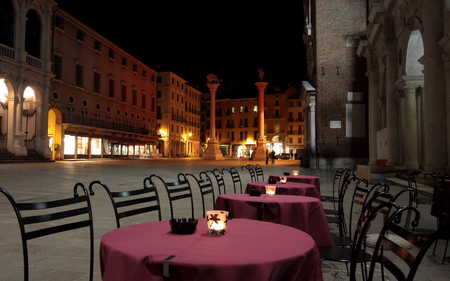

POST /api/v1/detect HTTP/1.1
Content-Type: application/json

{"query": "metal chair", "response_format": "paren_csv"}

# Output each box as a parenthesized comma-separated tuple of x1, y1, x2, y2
(88, 178, 161, 228)
(254, 164, 264, 181)
(366, 205, 450, 281)
(0, 184, 94, 281)
(149, 173, 194, 219)
(320, 188, 396, 280)
(222, 167, 243, 193)
(185, 172, 215, 218)
(397, 169, 430, 206)
(206, 169, 227, 195)
(241, 164, 257, 182)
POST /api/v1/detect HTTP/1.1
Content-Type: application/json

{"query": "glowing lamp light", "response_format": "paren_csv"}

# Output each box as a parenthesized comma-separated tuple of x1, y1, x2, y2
(265, 185, 277, 196)
(292, 170, 299, 176)
(206, 210, 228, 236)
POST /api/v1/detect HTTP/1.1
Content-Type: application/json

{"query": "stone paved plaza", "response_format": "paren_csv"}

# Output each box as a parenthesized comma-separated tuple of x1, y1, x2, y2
(0, 158, 448, 280)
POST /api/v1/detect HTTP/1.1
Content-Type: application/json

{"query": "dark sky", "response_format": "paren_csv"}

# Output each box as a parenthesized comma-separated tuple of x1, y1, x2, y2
(56, 1, 306, 94)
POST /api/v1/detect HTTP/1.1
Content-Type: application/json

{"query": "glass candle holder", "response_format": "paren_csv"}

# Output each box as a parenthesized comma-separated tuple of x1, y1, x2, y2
(280, 176, 287, 184)
(206, 210, 228, 236)
(292, 170, 299, 176)
(265, 185, 277, 196)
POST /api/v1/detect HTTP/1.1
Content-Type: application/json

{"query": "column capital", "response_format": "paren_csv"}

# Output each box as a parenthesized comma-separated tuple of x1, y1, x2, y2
(254, 81, 269, 90)
(395, 75, 424, 90)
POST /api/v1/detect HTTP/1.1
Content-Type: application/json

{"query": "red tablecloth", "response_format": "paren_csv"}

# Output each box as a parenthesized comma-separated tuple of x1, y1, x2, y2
(431, 180, 450, 226)
(245, 181, 320, 198)
(100, 218, 324, 281)
(269, 175, 321, 196)
(215, 194, 333, 247)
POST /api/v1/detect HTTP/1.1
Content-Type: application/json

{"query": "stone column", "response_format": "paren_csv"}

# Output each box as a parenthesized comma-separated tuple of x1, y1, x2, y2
(253, 81, 269, 161)
(396, 76, 423, 169)
(422, 2, 447, 171)
(385, 41, 400, 166)
(203, 78, 224, 160)
(367, 67, 380, 165)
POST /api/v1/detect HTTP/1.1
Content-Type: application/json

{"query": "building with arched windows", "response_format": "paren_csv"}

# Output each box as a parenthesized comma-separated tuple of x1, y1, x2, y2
(0, 0, 159, 160)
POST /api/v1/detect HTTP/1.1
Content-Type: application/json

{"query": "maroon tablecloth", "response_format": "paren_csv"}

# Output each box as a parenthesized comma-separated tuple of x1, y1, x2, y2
(269, 174, 321, 196)
(245, 181, 320, 198)
(431, 180, 450, 225)
(215, 194, 333, 247)
(100, 218, 324, 281)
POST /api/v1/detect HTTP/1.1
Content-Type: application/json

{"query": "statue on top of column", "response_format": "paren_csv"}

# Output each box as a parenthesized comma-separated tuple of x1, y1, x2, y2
(257, 68, 264, 81)
(206, 74, 221, 84)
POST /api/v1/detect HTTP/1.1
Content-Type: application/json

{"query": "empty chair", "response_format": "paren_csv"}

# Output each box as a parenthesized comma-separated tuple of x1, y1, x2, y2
(222, 167, 243, 193)
(149, 173, 194, 219)
(321, 168, 348, 213)
(0, 184, 94, 281)
(241, 164, 257, 182)
(397, 169, 430, 205)
(88, 179, 161, 228)
(254, 164, 264, 181)
(320, 188, 396, 280)
(206, 169, 227, 195)
(366, 205, 450, 281)
(185, 172, 215, 218)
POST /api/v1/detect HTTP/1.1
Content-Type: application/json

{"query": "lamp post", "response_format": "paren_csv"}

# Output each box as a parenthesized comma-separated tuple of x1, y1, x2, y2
(253, 69, 268, 161)
(203, 74, 224, 160)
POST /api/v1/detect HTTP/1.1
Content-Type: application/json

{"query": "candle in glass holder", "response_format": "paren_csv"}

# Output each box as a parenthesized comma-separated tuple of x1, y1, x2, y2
(280, 176, 287, 184)
(206, 210, 228, 236)
(292, 170, 299, 176)
(265, 185, 276, 196)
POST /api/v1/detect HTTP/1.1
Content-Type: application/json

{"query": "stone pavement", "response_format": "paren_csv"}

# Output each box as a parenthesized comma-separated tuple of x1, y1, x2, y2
(0, 158, 448, 280)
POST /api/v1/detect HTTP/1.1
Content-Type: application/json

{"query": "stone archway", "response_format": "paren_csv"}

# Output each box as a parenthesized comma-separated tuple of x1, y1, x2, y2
(48, 108, 63, 160)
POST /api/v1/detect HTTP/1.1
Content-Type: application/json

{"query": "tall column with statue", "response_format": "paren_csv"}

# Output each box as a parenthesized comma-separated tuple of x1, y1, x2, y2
(203, 74, 225, 160)
(253, 68, 268, 161)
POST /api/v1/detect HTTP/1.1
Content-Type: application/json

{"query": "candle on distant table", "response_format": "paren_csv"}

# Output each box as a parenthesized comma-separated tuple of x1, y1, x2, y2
(292, 170, 299, 176)
(265, 185, 276, 196)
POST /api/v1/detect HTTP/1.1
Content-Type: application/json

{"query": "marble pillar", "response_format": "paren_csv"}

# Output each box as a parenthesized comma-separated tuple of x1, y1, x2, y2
(253, 81, 268, 161)
(203, 78, 224, 160)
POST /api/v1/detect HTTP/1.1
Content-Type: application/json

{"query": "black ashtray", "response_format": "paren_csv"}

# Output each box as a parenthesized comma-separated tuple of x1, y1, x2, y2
(283, 172, 290, 176)
(249, 189, 261, 196)
(268, 178, 277, 184)
(170, 218, 198, 234)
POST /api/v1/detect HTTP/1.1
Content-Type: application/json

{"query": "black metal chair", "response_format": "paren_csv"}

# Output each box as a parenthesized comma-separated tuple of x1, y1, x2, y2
(149, 173, 194, 219)
(366, 205, 450, 281)
(206, 169, 227, 195)
(0, 184, 94, 281)
(185, 172, 215, 218)
(241, 164, 257, 182)
(254, 164, 264, 181)
(320, 188, 396, 280)
(88, 179, 161, 228)
(397, 169, 430, 206)
(222, 167, 243, 193)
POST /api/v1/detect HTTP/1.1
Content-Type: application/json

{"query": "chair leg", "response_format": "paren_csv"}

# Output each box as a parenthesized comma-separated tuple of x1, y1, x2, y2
(441, 236, 449, 265)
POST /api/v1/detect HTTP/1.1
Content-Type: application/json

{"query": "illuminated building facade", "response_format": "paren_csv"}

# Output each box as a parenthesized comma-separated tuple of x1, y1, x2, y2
(201, 86, 305, 159)
(0, 0, 159, 160)
(157, 71, 201, 157)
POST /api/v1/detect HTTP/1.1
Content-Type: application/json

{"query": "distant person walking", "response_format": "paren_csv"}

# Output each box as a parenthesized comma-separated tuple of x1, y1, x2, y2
(270, 150, 276, 164)
(265, 149, 270, 165)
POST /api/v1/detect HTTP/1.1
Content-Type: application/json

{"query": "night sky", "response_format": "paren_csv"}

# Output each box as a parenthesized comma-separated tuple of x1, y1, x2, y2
(56, 1, 306, 95)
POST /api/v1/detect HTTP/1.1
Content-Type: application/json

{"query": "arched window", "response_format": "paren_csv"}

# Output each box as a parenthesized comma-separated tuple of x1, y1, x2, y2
(0, 0, 14, 47)
(25, 9, 41, 58)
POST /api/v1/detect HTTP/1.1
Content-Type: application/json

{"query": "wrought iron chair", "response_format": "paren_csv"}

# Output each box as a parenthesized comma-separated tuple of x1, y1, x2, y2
(0, 184, 94, 281)
(397, 169, 430, 206)
(88, 179, 161, 228)
(185, 172, 215, 218)
(366, 205, 450, 281)
(222, 167, 243, 193)
(149, 173, 194, 219)
(206, 169, 227, 195)
(254, 164, 264, 181)
(321, 168, 349, 213)
(241, 164, 257, 182)
(320, 188, 396, 280)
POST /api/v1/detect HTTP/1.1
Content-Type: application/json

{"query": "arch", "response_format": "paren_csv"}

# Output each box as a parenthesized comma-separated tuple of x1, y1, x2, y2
(0, 0, 14, 47)
(25, 9, 41, 58)
(48, 108, 63, 160)
(405, 30, 424, 76)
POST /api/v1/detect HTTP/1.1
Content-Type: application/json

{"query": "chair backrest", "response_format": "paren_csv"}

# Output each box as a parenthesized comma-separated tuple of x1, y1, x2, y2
(206, 169, 227, 195)
(0, 184, 94, 281)
(89, 179, 161, 228)
(222, 167, 243, 193)
(149, 174, 194, 219)
(397, 169, 419, 204)
(334, 171, 358, 237)
(254, 164, 264, 181)
(367, 205, 450, 281)
(241, 164, 257, 182)
(185, 172, 215, 218)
